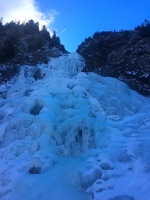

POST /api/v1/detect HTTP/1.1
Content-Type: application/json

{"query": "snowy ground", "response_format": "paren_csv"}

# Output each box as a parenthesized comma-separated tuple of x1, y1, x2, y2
(0, 53, 150, 200)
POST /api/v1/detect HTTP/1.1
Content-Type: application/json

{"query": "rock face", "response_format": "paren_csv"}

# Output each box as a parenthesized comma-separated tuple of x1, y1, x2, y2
(77, 30, 150, 97)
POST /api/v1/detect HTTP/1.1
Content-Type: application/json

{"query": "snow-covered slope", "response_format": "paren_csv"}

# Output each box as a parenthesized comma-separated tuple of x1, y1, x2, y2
(0, 52, 150, 200)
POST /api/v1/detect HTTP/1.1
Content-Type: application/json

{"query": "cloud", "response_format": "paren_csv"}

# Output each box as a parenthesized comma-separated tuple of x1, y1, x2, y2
(61, 28, 67, 33)
(0, 0, 58, 32)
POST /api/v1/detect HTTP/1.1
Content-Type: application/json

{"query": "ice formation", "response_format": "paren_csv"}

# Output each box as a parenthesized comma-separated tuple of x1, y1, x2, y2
(0, 52, 150, 200)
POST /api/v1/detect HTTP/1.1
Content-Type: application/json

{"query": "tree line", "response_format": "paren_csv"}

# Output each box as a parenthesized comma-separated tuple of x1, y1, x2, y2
(0, 19, 63, 63)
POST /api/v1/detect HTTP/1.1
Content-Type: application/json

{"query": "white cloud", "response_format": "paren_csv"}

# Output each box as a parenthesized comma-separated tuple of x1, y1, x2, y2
(0, 0, 58, 33)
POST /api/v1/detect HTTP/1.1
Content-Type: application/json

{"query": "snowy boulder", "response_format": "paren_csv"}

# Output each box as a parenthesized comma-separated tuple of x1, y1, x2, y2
(85, 179, 114, 199)
(100, 162, 113, 170)
(117, 150, 134, 163)
(80, 168, 103, 189)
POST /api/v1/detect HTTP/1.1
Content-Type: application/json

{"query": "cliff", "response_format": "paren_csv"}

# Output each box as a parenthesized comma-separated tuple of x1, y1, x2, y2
(77, 27, 150, 97)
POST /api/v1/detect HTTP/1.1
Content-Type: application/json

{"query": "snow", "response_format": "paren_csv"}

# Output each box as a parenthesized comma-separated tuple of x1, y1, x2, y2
(0, 52, 150, 200)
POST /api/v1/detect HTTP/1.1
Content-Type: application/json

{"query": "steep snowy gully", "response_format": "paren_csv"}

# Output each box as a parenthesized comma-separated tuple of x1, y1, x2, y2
(0, 53, 150, 200)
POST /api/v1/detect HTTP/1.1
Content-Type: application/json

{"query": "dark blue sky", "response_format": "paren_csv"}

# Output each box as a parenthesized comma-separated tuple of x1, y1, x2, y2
(36, 0, 150, 52)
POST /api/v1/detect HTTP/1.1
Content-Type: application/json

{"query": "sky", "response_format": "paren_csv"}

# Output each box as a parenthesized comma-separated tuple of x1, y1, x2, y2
(0, 0, 150, 52)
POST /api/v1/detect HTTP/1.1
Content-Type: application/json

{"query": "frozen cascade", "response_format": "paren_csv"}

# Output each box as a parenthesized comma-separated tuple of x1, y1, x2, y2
(48, 52, 85, 77)
(0, 52, 150, 200)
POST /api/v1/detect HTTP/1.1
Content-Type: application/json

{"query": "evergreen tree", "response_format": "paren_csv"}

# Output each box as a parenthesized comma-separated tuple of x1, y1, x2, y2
(51, 30, 60, 47)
